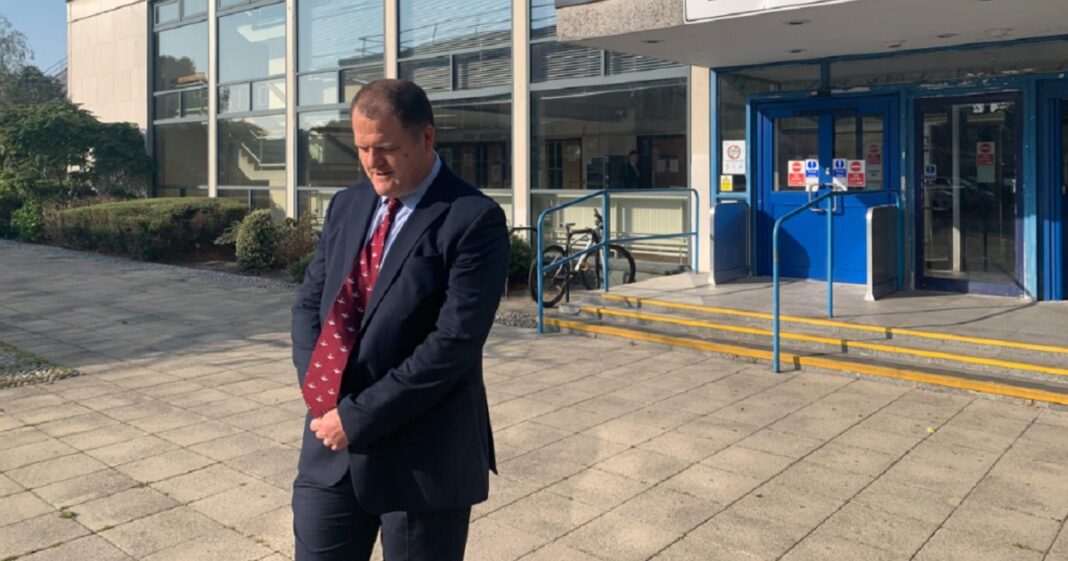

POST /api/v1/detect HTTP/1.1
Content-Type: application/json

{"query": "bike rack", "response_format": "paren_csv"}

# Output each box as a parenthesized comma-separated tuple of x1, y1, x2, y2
(535, 188, 701, 334)
(771, 186, 900, 372)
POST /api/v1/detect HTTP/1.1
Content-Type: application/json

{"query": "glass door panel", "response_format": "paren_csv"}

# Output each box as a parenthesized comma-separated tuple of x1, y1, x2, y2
(774, 116, 818, 191)
(919, 99, 1019, 290)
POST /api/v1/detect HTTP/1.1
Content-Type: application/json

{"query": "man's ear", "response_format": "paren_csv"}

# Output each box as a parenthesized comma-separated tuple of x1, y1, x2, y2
(423, 125, 436, 151)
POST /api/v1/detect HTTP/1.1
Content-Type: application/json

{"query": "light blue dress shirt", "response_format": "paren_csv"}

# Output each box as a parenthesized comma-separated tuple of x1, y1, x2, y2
(367, 154, 441, 263)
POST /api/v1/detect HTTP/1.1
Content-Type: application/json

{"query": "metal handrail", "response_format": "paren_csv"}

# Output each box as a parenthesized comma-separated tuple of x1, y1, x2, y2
(535, 188, 701, 334)
(772, 187, 899, 372)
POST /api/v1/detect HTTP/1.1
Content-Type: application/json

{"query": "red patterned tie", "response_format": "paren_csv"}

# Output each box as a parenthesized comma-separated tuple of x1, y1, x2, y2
(302, 198, 403, 418)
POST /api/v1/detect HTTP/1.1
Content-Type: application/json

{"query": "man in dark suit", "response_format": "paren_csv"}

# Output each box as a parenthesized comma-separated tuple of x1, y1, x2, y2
(290, 79, 508, 561)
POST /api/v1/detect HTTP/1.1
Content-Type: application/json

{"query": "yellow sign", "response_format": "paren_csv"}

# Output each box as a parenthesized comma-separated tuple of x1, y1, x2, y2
(719, 175, 734, 192)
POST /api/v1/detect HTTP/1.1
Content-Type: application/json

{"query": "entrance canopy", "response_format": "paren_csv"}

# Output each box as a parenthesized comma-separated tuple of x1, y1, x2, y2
(555, 0, 1068, 69)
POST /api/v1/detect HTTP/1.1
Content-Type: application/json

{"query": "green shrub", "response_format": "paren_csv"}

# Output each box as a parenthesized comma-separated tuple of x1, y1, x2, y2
(0, 187, 21, 238)
(276, 212, 317, 269)
(289, 251, 316, 283)
(508, 234, 532, 285)
(51, 197, 247, 261)
(10, 199, 43, 242)
(235, 209, 278, 272)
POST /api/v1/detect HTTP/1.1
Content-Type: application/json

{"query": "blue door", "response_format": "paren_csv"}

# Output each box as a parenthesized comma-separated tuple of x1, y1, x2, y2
(1040, 80, 1068, 300)
(755, 96, 899, 283)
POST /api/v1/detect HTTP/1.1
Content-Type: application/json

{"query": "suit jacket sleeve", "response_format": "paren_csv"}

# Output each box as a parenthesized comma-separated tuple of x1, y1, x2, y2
(290, 198, 334, 385)
(336, 203, 509, 450)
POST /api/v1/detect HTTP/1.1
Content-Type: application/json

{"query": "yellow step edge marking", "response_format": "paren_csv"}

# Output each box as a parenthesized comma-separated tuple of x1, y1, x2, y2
(581, 306, 1068, 378)
(546, 318, 1068, 406)
(602, 294, 1068, 356)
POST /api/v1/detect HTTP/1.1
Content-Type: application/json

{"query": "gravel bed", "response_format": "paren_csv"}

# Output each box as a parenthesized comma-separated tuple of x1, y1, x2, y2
(0, 344, 80, 389)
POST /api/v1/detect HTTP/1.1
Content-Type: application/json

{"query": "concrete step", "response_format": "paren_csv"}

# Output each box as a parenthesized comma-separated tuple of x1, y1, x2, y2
(551, 297, 1068, 407)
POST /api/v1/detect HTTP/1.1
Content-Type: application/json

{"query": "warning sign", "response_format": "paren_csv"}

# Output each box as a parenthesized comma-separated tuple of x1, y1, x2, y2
(722, 141, 746, 175)
(847, 160, 866, 189)
(804, 159, 820, 187)
(719, 175, 734, 192)
(866, 143, 882, 165)
(977, 142, 996, 183)
(787, 160, 805, 188)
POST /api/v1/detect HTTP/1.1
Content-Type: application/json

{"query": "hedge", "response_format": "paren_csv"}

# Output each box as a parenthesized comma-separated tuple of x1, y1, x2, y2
(49, 197, 247, 261)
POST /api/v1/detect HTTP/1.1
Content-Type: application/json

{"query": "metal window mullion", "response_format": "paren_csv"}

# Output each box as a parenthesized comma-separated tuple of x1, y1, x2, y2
(286, 0, 297, 218)
(208, 0, 218, 198)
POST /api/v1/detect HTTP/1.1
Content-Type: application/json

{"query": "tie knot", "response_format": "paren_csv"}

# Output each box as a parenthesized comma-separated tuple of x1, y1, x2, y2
(386, 198, 402, 215)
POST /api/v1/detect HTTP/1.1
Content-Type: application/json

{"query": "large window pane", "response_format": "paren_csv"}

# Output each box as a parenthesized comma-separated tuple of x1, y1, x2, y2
(531, 80, 687, 190)
(218, 187, 287, 220)
(298, 110, 365, 188)
(218, 115, 286, 188)
(398, 57, 451, 92)
(607, 52, 678, 75)
(155, 22, 207, 91)
(531, 42, 601, 83)
(155, 122, 207, 188)
(530, 0, 555, 40)
(399, 0, 511, 58)
(298, 188, 343, 220)
(218, 3, 285, 84)
(298, 0, 383, 72)
(435, 97, 511, 189)
(455, 48, 511, 90)
(299, 72, 339, 106)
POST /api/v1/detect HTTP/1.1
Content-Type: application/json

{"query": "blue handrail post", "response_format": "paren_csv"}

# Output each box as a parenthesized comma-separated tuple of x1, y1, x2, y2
(536, 214, 545, 334)
(602, 193, 610, 292)
(827, 193, 834, 319)
(772, 225, 782, 373)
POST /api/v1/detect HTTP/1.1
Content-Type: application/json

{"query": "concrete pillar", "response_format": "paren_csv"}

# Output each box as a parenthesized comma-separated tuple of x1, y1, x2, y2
(285, 0, 297, 218)
(385, 0, 398, 79)
(511, 0, 531, 227)
(689, 65, 712, 273)
(207, 0, 218, 197)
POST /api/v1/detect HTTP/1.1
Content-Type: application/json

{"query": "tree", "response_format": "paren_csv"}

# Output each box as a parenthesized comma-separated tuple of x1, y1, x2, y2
(0, 101, 155, 200)
(0, 66, 65, 107)
(0, 15, 31, 75)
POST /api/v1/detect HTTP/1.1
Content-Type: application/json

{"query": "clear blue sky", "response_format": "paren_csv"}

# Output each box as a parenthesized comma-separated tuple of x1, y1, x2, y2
(1, 0, 68, 73)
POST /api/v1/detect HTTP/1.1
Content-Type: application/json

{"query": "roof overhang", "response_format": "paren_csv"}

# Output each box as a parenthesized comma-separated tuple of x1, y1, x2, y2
(555, 0, 1068, 69)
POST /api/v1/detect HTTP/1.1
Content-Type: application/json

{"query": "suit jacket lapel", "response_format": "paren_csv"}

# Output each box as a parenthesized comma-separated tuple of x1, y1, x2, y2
(359, 166, 455, 332)
(327, 186, 376, 320)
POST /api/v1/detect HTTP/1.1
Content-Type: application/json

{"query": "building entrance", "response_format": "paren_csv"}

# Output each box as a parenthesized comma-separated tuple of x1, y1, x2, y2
(755, 96, 899, 283)
(915, 94, 1023, 295)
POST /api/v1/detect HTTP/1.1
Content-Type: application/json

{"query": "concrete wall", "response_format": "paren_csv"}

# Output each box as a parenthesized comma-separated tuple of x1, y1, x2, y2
(556, 0, 681, 43)
(67, 0, 148, 130)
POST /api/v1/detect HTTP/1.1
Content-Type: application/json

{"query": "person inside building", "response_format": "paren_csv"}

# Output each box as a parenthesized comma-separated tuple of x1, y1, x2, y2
(622, 149, 642, 188)
(290, 79, 509, 561)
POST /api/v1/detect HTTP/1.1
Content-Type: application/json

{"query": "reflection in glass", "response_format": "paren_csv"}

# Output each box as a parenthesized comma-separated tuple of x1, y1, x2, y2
(183, 0, 207, 16)
(531, 80, 687, 190)
(773, 116, 818, 191)
(155, 122, 207, 188)
(155, 93, 181, 120)
(399, 57, 452, 92)
(182, 88, 208, 116)
(218, 115, 286, 188)
(920, 100, 1018, 286)
(298, 188, 343, 220)
(434, 97, 511, 189)
(218, 187, 287, 220)
(298, 110, 365, 188)
(298, 0, 383, 72)
(156, 1, 179, 24)
(454, 48, 511, 90)
(531, 42, 601, 83)
(218, 3, 285, 84)
(832, 115, 884, 190)
(252, 78, 286, 111)
(155, 22, 207, 91)
(218, 84, 250, 114)
(299, 72, 339, 106)
(342, 67, 380, 104)
(530, 0, 556, 39)
(399, 0, 511, 58)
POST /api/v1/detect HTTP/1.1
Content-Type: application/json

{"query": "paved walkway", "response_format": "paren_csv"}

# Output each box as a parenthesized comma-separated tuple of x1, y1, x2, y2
(1, 241, 1067, 561)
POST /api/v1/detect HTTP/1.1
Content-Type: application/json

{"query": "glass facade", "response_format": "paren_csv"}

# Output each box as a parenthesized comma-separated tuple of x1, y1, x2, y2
(531, 80, 688, 190)
(149, 0, 693, 224)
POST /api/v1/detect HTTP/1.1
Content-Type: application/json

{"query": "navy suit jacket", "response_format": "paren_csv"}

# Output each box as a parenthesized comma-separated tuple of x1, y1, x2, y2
(291, 164, 508, 514)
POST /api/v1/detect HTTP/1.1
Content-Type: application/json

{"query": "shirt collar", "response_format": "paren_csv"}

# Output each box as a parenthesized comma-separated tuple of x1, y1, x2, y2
(382, 154, 441, 210)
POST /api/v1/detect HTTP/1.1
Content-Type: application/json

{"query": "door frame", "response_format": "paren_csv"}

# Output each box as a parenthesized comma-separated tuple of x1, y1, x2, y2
(912, 92, 1025, 296)
(1039, 80, 1068, 300)
(753, 94, 899, 280)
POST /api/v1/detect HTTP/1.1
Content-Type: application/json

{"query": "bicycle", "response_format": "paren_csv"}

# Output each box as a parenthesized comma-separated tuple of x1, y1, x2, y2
(529, 209, 637, 307)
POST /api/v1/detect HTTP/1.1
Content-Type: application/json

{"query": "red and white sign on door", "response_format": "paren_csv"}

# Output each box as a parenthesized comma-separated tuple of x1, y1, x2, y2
(787, 160, 805, 188)
(977, 142, 996, 166)
(847, 160, 866, 189)
(866, 143, 882, 165)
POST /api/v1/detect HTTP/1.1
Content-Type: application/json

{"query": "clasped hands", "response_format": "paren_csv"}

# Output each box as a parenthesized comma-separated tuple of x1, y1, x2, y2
(310, 409, 349, 452)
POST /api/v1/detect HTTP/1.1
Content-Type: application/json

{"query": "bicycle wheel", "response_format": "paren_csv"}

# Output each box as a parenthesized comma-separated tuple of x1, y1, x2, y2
(529, 245, 569, 307)
(584, 244, 637, 289)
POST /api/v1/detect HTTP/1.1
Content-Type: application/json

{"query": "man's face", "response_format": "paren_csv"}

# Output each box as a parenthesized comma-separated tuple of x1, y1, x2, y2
(352, 110, 435, 198)
(629, 153, 639, 165)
